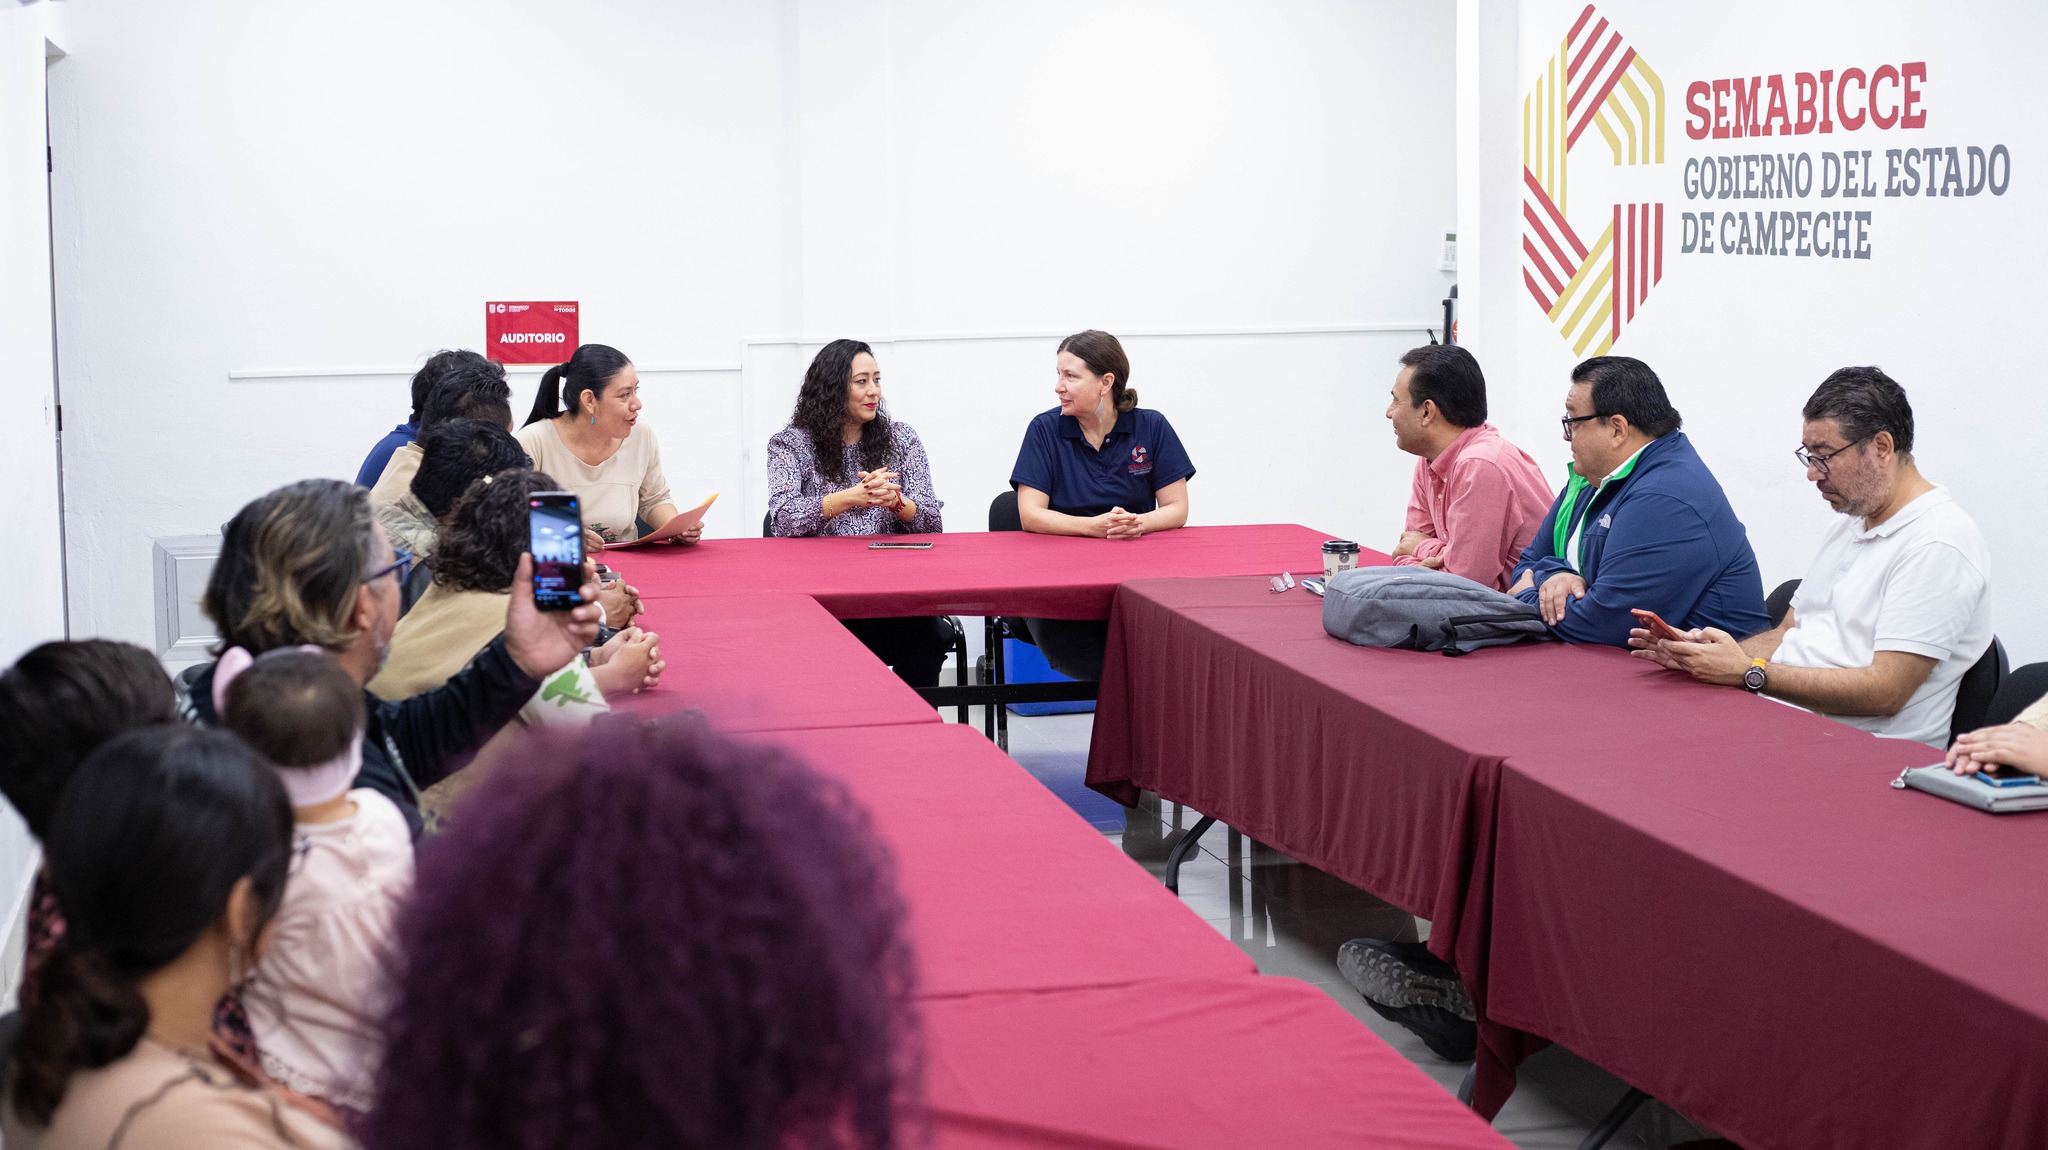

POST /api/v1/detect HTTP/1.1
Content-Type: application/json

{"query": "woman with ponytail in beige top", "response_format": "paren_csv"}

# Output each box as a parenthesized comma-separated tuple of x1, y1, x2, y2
(514, 344, 693, 547)
(2, 727, 350, 1149)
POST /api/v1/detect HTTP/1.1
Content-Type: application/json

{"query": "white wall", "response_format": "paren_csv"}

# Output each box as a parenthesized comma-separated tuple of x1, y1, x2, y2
(0, 4, 69, 1006)
(47, 0, 1458, 651)
(1464, 0, 2048, 664)
(1, 7, 66, 665)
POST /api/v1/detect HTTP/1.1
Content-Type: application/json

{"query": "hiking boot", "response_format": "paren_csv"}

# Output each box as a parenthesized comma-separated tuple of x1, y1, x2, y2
(1336, 938, 1476, 1021)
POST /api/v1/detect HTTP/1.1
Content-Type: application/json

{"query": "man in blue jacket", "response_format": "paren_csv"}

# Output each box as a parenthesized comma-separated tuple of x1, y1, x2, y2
(1509, 356, 1768, 646)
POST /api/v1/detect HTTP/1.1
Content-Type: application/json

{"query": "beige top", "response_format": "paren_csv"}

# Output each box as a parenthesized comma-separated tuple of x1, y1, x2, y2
(2016, 693, 2048, 731)
(244, 790, 414, 1113)
(365, 443, 423, 509)
(3, 1037, 354, 1150)
(367, 583, 506, 700)
(514, 418, 672, 543)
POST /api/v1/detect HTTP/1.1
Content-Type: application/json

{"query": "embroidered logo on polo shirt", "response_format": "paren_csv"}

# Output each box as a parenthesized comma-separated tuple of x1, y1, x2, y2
(1128, 445, 1152, 475)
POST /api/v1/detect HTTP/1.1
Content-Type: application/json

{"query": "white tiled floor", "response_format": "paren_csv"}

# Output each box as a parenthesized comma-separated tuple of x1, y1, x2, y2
(950, 707, 1724, 1150)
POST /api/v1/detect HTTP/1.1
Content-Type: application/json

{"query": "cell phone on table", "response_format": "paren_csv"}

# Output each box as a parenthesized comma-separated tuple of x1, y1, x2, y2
(528, 491, 585, 613)
(1629, 608, 1685, 642)
(869, 541, 933, 550)
(1975, 764, 2043, 787)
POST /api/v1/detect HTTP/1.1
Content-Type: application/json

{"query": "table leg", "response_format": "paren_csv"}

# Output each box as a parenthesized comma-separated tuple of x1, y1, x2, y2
(1574, 1087, 1648, 1150)
(1163, 813, 1217, 894)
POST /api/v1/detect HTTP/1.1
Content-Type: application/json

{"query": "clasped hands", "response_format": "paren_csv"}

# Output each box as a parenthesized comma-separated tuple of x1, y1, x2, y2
(1087, 507, 1147, 540)
(844, 468, 906, 511)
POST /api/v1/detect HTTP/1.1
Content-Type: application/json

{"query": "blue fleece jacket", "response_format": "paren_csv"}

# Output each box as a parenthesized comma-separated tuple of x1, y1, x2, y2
(1511, 432, 1768, 647)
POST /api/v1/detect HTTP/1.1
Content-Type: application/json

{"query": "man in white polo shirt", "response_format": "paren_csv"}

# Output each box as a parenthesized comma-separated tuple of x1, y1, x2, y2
(1627, 366, 1990, 749)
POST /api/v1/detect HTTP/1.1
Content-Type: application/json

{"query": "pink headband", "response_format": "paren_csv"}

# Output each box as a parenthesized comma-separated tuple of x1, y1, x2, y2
(214, 646, 362, 807)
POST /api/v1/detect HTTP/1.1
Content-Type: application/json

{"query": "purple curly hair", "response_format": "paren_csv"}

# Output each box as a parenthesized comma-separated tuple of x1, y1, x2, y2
(359, 717, 922, 1150)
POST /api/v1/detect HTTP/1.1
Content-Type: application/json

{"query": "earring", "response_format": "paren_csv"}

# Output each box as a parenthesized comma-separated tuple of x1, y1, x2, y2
(590, 415, 597, 424)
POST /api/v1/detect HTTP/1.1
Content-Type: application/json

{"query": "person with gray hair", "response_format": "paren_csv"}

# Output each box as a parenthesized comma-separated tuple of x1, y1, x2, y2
(184, 478, 602, 836)
(1630, 366, 1991, 749)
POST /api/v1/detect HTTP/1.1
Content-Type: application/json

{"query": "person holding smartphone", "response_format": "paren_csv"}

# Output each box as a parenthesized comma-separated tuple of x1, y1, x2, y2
(766, 339, 951, 688)
(184, 479, 602, 839)
(1630, 367, 1990, 751)
(517, 343, 693, 547)
(1009, 330, 1195, 681)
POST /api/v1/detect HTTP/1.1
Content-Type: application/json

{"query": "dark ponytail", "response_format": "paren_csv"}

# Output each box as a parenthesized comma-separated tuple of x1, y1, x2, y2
(524, 343, 635, 427)
(1057, 330, 1138, 413)
(9, 727, 293, 1127)
(10, 945, 149, 1126)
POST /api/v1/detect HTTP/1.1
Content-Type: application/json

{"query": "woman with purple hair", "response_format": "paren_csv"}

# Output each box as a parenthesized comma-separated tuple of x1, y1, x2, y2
(359, 717, 922, 1150)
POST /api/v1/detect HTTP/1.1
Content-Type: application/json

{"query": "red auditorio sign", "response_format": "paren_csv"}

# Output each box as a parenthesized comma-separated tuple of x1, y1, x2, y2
(484, 301, 579, 364)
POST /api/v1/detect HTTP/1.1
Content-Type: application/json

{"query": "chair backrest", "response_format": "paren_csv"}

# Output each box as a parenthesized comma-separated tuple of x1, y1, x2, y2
(400, 557, 434, 616)
(1948, 637, 2009, 747)
(1982, 660, 2048, 729)
(1765, 579, 1800, 629)
(0, 1008, 19, 1079)
(762, 511, 774, 538)
(988, 489, 1022, 533)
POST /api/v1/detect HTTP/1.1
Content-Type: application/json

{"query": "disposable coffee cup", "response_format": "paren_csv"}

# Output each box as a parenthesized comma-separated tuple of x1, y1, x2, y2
(1322, 540, 1361, 581)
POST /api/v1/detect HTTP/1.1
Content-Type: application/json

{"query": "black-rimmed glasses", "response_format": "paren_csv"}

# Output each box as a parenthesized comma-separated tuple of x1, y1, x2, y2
(1794, 435, 1871, 476)
(365, 547, 416, 588)
(1560, 413, 1603, 439)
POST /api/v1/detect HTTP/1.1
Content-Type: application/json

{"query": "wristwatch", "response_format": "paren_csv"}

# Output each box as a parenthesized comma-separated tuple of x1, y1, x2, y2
(1743, 658, 1769, 694)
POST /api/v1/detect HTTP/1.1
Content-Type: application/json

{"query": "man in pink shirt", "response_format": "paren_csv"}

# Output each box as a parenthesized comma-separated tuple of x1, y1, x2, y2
(1384, 345, 1552, 592)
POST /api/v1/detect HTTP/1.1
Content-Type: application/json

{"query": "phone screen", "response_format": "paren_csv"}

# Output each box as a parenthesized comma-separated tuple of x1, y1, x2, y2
(528, 492, 584, 612)
(1976, 763, 2042, 786)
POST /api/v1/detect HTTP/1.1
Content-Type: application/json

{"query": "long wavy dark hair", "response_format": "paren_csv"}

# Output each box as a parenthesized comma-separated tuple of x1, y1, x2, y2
(360, 717, 923, 1150)
(433, 468, 562, 594)
(790, 339, 893, 484)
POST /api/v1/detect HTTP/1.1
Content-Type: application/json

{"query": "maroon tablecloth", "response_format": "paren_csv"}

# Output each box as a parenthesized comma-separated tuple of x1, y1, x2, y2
(606, 590, 940, 732)
(761, 723, 1257, 998)
(1489, 736, 2048, 1150)
(923, 977, 1515, 1150)
(615, 524, 1332, 619)
(1083, 574, 2048, 1126)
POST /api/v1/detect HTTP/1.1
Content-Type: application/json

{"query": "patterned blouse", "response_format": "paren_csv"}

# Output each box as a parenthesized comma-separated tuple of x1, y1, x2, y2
(766, 423, 944, 537)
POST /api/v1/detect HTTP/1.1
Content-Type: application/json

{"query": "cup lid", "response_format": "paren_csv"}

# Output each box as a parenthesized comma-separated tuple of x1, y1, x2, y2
(1322, 540, 1360, 552)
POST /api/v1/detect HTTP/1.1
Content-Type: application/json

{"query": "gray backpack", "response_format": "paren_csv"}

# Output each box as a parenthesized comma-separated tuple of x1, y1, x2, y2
(1321, 567, 1552, 655)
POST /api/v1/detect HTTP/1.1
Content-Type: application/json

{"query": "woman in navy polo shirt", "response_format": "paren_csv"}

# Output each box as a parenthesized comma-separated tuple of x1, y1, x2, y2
(1009, 330, 1195, 680)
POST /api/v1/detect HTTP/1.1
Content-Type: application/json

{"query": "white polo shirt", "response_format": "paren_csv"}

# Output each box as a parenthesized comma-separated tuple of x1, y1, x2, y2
(1773, 486, 1991, 748)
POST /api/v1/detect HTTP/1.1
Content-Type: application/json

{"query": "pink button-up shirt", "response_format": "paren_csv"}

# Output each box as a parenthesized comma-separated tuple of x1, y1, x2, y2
(1394, 423, 1553, 592)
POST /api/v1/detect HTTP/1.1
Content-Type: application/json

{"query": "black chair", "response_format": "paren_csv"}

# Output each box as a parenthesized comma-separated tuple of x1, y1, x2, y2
(767, 512, 969, 721)
(981, 490, 1042, 749)
(399, 556, 434, 617)
(0, 1008, 17, 1078)
(1983, 661, 2048, 728)
(1766, 578, 1800, 629)
(1948, 638, 2009, 746)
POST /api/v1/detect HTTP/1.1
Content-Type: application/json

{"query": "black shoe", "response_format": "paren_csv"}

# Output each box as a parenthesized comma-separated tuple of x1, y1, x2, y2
(1357, 995, 1478, 1063)
(1336, 938, 1476, 1020)
(1337, 938, 1478, 1063)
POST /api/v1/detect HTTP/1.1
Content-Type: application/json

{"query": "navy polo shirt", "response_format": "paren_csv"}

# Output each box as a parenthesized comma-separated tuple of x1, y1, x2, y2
(1009, 407, 1195, 517)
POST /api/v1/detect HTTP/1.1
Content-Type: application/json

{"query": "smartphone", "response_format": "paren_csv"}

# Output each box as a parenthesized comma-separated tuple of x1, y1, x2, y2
(1630, 608, 1685, 642)
(528, 491, 585, 612)
(1975, 764, 2043, 787)
(869, 541, 934, 550)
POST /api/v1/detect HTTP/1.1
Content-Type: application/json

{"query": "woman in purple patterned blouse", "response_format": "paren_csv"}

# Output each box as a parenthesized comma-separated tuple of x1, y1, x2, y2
(766, 340, 953, 687)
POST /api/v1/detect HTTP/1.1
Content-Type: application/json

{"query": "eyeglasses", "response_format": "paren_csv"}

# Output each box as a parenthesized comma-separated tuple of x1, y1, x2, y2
(1560, 413, 1606, 439)
(1793, 435, 1871, 477)
(364, 546, 416, 588)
